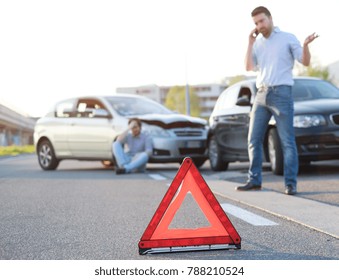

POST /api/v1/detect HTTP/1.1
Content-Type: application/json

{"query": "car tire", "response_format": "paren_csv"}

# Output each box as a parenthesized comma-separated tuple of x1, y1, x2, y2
(208, 135, 229, 171)
(268, 128, 284, 175)
(101, 160, 113, 168)
(37, 139, 59, 170)
(192, 158, 206, 168)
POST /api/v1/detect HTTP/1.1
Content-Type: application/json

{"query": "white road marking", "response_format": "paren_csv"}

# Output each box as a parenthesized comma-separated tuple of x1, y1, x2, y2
(221, 203, 278, 226)
(148, 173, 167, 181)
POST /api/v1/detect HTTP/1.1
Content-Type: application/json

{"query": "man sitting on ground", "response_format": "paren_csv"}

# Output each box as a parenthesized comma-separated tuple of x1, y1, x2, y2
(112, 118, 153, 175)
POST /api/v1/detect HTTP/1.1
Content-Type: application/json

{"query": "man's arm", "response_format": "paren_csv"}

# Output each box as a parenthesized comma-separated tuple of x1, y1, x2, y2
(144, 134, 153, 157)
(245, 28, 257, 71)
(117, 121, 134, 142)
(302, 32, 319, 66)
(116, 128, 129, 143)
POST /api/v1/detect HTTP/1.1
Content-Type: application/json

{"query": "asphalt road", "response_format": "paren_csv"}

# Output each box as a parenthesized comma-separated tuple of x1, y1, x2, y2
(0, 155, 338, 260)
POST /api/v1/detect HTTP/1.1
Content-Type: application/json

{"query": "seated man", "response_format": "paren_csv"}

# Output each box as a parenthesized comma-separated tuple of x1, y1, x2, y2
(112, 118, 153, 175)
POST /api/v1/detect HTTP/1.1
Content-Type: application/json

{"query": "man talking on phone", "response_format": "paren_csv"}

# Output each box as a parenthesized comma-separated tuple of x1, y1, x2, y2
(238, 6, 318, 195)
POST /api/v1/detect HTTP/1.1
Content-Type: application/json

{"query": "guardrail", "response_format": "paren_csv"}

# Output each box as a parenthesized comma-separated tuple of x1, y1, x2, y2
(0, 103, 36, 146)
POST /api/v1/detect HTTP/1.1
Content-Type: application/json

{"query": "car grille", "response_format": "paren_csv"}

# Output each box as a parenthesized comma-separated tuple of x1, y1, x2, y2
(174, 130, 203, 137)
(297, 134, 339, 151)
(179, 148, 206, 155)
(331, 114, 339, 125)
(153, 149, 170, 156)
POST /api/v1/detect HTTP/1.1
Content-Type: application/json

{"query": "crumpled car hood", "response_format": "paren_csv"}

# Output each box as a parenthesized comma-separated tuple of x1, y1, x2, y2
(135, 113, 207, 129)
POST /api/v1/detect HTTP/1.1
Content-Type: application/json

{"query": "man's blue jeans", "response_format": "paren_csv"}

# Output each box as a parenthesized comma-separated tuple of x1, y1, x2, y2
(248, 85, 298, 188)
(112, 141, 149, 173)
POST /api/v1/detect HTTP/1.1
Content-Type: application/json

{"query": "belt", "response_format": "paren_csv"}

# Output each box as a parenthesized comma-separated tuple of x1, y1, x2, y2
(259, 85, 291, 91)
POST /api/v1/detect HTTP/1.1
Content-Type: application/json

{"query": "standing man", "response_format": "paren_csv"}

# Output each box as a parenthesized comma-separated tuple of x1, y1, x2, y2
(113, 118, 153, 175)
(237, 6, 318, 195)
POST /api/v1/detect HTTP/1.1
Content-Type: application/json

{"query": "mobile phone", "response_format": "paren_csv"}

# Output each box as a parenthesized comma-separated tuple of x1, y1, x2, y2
(252, 29, 259, 37)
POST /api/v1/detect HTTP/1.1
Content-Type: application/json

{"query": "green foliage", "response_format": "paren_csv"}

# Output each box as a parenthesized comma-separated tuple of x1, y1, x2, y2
(296, 63, 331, 81)
(0, 145, 35, 156)
(228, 75, 247, 86)
(165, 86, 201, 117)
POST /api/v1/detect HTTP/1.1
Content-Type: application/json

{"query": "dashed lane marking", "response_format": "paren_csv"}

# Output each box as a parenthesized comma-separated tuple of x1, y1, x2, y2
(148, 173, 167, 181)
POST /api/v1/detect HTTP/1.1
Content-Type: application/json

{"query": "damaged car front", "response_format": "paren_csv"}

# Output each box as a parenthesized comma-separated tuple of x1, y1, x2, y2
(139, 114, 208, 167)
(106, 94, 209, 167)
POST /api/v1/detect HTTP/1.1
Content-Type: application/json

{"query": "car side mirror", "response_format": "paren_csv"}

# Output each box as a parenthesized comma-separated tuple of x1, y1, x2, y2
(236, 96, 251, 106)
(92, 108, 111, 118)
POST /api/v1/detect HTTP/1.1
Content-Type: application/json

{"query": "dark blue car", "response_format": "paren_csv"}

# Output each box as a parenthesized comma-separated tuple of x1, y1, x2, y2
(208, 77, 339, 175)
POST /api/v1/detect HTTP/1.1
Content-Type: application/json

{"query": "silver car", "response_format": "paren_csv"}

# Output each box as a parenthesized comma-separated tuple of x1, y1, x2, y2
(34, 93, 208, 170)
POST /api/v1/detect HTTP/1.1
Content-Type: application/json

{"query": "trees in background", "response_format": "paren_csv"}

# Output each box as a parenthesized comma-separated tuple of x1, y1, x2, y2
(295, 62, 331, 81)
(165, 86, 201, 117)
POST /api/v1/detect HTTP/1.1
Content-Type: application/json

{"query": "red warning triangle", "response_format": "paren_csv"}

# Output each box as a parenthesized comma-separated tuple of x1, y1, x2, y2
(138, 157, 241, 254)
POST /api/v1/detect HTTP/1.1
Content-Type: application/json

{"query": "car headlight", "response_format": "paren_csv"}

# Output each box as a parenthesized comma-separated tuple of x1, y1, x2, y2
(293, 115, 326, 128)
(142, 123, 171, 137)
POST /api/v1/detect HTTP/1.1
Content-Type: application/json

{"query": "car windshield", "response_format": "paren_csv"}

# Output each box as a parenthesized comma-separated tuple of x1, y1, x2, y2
(106, 96, 172, 116)
(293, 79, 339, 102)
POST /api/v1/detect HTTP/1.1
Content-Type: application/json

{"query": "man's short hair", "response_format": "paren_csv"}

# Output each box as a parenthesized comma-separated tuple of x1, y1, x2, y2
(128, 118, 142, 127)
(251, 6, 271, 17)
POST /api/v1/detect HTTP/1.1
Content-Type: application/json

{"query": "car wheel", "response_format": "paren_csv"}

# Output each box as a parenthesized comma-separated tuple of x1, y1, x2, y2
(101, 160, 113, 168)
(192, 158, 206, 168)
(298, 161, 311, 174)
(268, 128, 284, 175)
(208, 135, 229, 171)
(37, 139, 59, 170)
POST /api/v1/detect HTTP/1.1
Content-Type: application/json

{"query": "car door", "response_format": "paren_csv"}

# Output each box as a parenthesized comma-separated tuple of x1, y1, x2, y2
(67, 98, 116, 159)
(228, 86, 253, 158)
(49, 99, 76, 156)
(213, 85, 253, 161)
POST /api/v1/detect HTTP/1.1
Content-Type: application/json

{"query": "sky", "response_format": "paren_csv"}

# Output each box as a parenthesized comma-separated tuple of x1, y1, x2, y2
(1, 0, 338, 117)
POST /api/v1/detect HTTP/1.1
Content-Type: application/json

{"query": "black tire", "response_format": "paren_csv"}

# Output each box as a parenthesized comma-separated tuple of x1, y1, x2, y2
(298, 161, 311, 174)
(192, 158, 206, 168)
(268, 128, 284, 175)
(37, 139, 59, 170)
(101, 160, 113, 168)
(208, 135, 229, 171)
